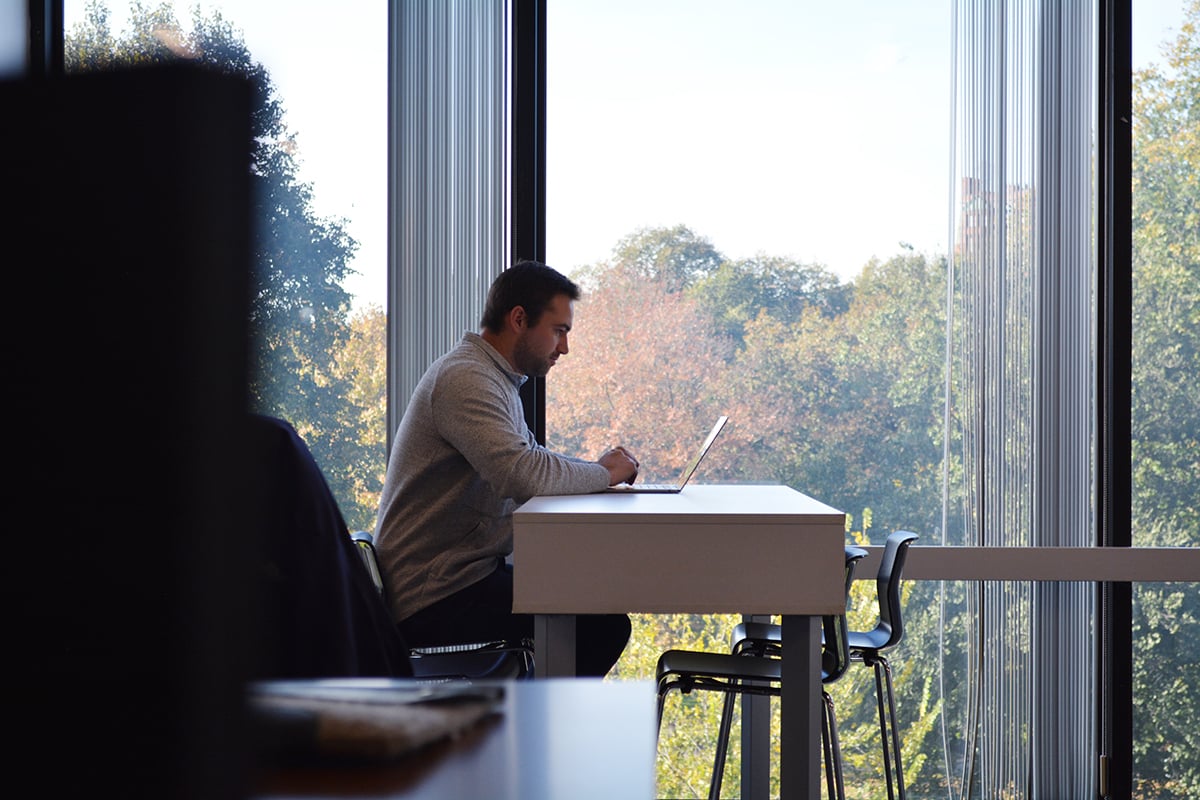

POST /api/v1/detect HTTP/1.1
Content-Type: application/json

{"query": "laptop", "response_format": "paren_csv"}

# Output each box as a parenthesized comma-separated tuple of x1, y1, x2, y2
(605, 415, 728, 493)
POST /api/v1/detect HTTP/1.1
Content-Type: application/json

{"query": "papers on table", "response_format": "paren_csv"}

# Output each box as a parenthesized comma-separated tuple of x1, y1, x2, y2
(248, 679, 505, 762)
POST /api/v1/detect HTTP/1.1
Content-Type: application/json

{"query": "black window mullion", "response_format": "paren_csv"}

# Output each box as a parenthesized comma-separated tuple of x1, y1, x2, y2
(28, 0, 64, 78)
(511, 0, 547, 444)
(1098, 0, 1133, 797)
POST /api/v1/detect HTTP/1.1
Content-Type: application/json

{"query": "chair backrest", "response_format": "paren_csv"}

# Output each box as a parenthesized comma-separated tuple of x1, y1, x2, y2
(822, 545, 870, 681)
(866, 530, 920, 650)
(351, 530, 387, 600)
(247, 415, 413, 679)
(351, 531, 536, 680)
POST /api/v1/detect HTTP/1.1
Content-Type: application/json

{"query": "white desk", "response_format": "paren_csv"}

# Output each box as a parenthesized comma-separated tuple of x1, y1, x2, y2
(512, 484, 846, 800)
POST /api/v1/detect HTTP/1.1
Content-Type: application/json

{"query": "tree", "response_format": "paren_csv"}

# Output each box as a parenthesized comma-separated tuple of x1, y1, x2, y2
(549, 252, 735, 481)
(689, 253, 852, 344)
(66, 1, 381, 527)
(549, 225, 948, 797)
(1131, 0, 1200, 549)
(594, 224, 725, 292)
(723, 253, 946, 539)
(1130, 3, 1200, 797)
(328, 305, 388, 531)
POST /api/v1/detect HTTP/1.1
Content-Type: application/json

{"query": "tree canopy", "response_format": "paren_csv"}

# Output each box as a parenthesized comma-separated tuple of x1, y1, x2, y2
(66, 1, 381, 529)
(1129, 4, 1200, 796)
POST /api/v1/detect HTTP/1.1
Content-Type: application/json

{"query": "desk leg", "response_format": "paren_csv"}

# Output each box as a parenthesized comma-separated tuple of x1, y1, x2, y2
(781, 614, 821, 800)
(741, 615, 772, 800)
(533, 614, 576, 677)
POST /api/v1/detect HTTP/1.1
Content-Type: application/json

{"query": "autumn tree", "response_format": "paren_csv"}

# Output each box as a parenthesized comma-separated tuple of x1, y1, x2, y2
(549, 225, 949, 797)
(329, 305, 388, 531)
(549, 241, 735, 482)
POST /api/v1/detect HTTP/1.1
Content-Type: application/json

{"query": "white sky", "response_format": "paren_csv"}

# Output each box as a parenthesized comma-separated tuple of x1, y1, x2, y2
(63, 0, 388, 308)
(62, 0, 1188, 310)
(546, 0, 1191, 281)
(547, 0, 952, 281)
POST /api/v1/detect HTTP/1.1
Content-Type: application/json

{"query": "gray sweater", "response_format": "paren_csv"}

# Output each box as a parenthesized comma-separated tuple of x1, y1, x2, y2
(373, 332, 610, 622)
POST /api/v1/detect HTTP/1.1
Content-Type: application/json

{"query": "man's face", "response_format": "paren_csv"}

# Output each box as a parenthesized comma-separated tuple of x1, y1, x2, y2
(512, 293, 573, 377)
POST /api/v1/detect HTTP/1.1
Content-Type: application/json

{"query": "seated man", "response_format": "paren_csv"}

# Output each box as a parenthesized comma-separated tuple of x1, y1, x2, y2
(373, 260, 640, 676)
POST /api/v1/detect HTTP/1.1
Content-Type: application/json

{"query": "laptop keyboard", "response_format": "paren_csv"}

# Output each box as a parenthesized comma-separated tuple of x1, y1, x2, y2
(608, 482, 677, 491)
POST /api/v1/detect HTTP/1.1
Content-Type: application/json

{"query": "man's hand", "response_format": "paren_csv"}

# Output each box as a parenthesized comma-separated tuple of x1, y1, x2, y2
(599, 446, 640, 486)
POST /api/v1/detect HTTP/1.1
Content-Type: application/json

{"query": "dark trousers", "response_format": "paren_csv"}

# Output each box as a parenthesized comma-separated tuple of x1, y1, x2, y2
(399, 560, 631, 678)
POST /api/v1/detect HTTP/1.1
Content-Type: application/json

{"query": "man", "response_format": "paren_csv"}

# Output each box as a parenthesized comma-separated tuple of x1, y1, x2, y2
(373, 260, 640, 677)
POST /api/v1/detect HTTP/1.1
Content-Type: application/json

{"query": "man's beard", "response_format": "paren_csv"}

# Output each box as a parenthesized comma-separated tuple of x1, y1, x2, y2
(512, 335, 553, 377)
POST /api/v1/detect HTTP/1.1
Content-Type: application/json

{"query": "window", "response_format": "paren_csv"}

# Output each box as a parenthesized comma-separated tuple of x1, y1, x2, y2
(545, 1, 1199, 798)
(546, 2, 951, 795)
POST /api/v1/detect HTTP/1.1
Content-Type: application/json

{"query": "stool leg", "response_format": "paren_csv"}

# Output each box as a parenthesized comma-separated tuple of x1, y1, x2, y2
(877, 657, 906, 800)
(822, 690, 846, 800)
(870, 658, 897, 800)
(708, 686, 737, 799)
(655, 686, 669, 747)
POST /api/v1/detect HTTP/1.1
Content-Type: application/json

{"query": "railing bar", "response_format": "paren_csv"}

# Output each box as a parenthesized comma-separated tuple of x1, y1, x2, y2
(853, 546, 1200, 582)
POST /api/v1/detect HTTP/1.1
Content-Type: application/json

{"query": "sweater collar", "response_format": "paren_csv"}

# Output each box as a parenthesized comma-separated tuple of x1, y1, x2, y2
(463, 331, 528, 388)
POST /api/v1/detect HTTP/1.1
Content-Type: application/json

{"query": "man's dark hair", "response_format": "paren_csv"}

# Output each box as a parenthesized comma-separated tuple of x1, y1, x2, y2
(480, 260, 581, 333)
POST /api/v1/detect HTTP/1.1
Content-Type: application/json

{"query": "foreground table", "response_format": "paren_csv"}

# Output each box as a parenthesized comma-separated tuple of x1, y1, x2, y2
(254, 678, 656, 800)
(512, 484, 846, 800)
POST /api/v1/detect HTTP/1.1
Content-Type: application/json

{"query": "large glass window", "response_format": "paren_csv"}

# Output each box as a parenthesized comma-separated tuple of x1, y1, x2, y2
(547, 1, 1198, 798)
(63, 0, 388, 531)
(546, 2, 951, 796)
(546, 0, 949, 542)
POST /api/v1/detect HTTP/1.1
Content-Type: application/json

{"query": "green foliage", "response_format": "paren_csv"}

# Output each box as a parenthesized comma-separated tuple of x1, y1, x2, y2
(612, 613, 740, 797)
(604, 224, 725, 292)
(688, 254, 851, 344)
(720, 252, 947, 538)
(617, 547, 949, 798)
(1130, 4, 1200, 796)
(328, 306, 389, 530)
(557, 227, 949, 797)
(66, 1, 384, 530)
(1131, 0, 1200, 548)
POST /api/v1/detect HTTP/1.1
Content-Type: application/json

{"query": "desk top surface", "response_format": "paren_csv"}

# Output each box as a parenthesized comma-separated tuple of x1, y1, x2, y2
(254, 678, 656, 800)
(516, 483, 844, 525)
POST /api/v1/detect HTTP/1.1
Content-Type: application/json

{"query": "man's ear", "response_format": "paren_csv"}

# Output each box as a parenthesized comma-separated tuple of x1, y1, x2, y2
(508, 305, 527, 331)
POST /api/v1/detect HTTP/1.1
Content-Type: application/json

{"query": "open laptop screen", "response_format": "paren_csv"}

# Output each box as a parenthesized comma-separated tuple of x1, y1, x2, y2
(605, 415, 728, 493)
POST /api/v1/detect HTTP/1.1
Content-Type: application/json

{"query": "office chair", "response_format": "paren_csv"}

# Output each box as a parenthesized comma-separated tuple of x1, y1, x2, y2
(246, 415, 413, 680)
(350, 531, 535, 680)
(655, 545, 869, 800)
(844, 529, 919, 800)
